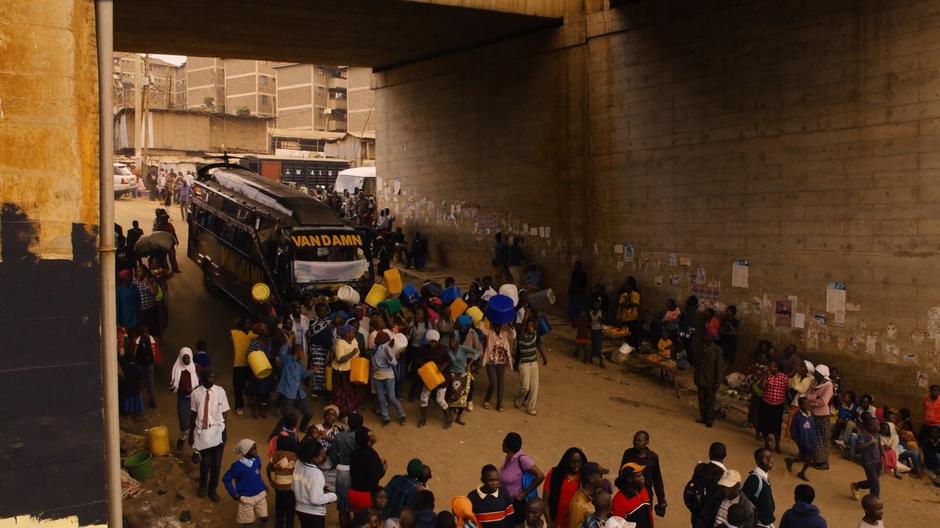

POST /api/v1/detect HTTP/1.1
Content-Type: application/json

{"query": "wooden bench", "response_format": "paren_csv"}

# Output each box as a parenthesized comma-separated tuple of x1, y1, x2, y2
(611, 344, 693, 398)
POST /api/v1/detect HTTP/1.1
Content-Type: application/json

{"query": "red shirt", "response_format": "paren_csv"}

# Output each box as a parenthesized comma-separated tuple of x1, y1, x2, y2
(925, 396, 940, 427)
(612, 488, 653, 528)
(544, 469, 580, 528)
(762, 373, 789, 406)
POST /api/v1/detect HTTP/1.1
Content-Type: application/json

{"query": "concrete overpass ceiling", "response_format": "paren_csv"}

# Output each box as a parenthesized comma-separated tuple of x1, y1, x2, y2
(114, 0, 561, 69)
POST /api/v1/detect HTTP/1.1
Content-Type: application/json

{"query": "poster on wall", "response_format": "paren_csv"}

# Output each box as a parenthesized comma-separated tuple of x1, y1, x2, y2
(624, 242, 635, 263)
(793, 313, 806, 329)
(731, 260, 749, 288)
(826, 282, 847, 313)
(918, 371, 930, 389)
(775, 300, 793, 328)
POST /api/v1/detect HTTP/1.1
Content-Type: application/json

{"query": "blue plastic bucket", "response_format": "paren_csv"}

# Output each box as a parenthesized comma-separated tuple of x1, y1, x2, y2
(486, 294, 515, 325)
(440, 286, 462, 306)
(538, 315, 552, 336)
(400, 283, 420, 305)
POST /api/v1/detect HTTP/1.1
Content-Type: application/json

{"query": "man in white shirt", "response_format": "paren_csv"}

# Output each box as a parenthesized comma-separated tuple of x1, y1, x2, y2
(189, 368, 230, 502)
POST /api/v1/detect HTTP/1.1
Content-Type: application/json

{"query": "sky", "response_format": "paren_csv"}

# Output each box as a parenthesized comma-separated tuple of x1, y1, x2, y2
(151, 54, 186, 66)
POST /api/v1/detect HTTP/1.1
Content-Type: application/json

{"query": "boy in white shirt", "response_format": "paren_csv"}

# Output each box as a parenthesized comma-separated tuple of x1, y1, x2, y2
(858, 494, 884, 528)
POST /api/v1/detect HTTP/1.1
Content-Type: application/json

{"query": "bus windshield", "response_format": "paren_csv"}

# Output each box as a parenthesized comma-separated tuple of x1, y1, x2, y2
(291, 232, 369, 283)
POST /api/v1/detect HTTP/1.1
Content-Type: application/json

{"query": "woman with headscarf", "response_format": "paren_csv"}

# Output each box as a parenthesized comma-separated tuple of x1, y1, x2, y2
(333, 324, 364, 416)
(447, 333, 481, 426)
(806, 364, 834, 469)
(307, 303, 335, 399)
(171, 347, 199, 450)
(784, 359, 815, 443)
(116, 269, 140, 332)
(542, 448, 587, 528)
(311, 404, 345, 491)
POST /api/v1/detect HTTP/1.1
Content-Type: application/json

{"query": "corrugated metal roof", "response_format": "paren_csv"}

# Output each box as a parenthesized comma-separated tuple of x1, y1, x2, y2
(271, 128, 347, 141)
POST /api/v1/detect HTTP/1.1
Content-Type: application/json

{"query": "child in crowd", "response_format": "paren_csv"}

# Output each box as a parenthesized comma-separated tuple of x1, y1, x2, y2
(833, 390, 859, 441)
(879, 421, 902, 480)
(858, 494, 884, 528)
(573, 309, 590, 362)
(851, 417, 884, 500)
(786, 397, 817, 481)
(267, 434, 299, 528)
(118, 349, 144, 418)
(194, 339, 211, 371)
(223, 439, 269, 526)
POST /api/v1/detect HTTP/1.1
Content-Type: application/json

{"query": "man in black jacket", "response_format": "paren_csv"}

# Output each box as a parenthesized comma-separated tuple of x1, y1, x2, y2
(689, 442, 729, 528)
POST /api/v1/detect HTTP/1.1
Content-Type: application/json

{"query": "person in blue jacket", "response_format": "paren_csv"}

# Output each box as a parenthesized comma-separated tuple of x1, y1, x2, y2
(779, 484, 827, 528)
(785, 397, 817, 482)
(223, 439, 269, 526)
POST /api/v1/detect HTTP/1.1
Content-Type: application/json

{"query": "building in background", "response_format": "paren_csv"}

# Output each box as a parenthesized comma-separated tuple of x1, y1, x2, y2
(346, 67, 374, 136)
(186, 56, 226, 113)
(275, 64, 348, 132)
(114, 108, 273, 157)
(224, 59, 278, 117)
(113, 52, 185, 111)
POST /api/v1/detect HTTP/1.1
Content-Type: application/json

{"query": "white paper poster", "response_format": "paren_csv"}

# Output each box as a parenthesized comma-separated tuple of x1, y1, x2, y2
(731, 260, 748, 288)
(826, 282, 847, 314)
(793, 313, 805, 329)
(624, 242, 635, 262)
(614, 244, 624, 254)
(668, 253, 677, 267)
(543, 227, 550, 239)
(530, 227, 538, 236)
(679, 257, 691, 267)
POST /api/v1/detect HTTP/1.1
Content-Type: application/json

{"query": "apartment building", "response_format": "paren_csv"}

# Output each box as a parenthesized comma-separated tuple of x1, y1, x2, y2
(275, 64, 348, 132)
(225, 59, 277, 117)
(186, 56, 226, 112)
(113, 52, 185, 111)
(346, 67, 374, 136)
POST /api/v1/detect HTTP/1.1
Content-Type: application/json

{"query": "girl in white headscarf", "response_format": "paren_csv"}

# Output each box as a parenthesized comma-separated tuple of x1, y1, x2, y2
(171, 347, 198, 449)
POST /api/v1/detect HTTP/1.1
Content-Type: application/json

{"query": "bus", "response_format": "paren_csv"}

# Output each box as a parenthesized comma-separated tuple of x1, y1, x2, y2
(187, 161, 373, 312)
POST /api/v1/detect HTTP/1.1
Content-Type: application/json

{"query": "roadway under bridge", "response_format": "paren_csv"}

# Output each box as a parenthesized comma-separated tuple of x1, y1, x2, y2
(5, 0, 940, 525)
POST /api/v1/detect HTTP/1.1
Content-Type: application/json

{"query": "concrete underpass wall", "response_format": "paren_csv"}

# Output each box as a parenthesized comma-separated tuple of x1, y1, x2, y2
(0, 0, 106, 525)
(378, 0, 940, 413)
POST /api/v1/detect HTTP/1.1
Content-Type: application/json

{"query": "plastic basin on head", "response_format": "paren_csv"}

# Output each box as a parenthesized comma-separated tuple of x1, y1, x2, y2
(498, 284, 519, 306)
(538, 315, 552, 336)
(486, 294, 515, 325)
(465, 306, 484, 325)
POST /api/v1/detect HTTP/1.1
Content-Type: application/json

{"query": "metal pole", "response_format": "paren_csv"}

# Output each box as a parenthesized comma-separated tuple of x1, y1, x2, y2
(95, 1, 122, 526)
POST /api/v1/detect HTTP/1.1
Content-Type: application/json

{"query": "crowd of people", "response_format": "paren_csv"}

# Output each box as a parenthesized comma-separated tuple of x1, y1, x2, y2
(113, 215, 940, 528)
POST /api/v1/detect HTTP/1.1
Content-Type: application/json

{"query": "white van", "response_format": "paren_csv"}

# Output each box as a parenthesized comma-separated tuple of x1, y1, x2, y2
(333, 166, 376, 195)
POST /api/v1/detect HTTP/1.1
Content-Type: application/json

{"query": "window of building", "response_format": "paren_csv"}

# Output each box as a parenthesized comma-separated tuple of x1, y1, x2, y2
(260, 76, 268, 86)
(261, 95, 270, 105)
(317, 67, 324, 76)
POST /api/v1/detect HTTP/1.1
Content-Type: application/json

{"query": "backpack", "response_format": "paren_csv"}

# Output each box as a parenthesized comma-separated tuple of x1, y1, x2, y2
(683, 464, 713, 514)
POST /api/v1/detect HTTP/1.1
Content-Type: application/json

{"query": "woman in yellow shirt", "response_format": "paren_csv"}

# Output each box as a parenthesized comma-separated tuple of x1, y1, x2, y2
(332, 325, 363, 415)
(618, 276, 641, 346)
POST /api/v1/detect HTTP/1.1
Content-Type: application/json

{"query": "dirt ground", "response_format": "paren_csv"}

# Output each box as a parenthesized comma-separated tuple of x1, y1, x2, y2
(116, 196, 940, 527)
